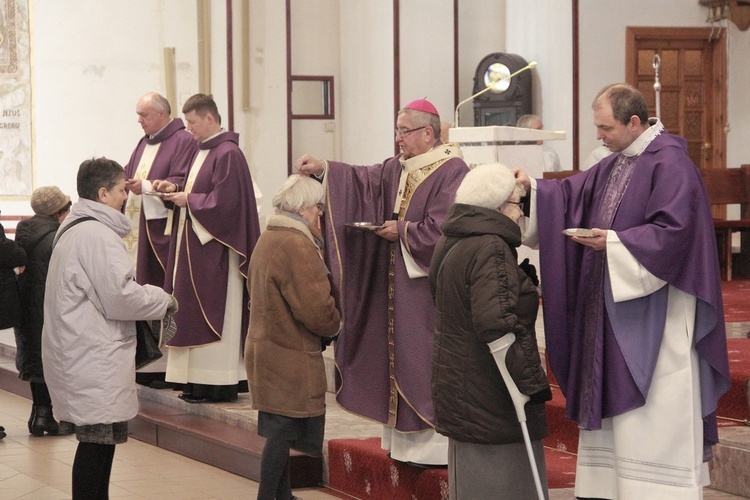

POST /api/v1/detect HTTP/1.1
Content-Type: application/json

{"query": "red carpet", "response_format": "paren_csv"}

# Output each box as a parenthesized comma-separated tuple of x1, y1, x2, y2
(327, 437, 577, 498)
(719, 338, 750, 422)
(722, 278, 750, 323)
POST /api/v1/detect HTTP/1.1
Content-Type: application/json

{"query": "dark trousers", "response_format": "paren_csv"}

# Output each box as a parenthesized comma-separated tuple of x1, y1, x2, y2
(30, 381, 52, 406)
(257, 435, 293, 500)
(72, 442, 116, 500)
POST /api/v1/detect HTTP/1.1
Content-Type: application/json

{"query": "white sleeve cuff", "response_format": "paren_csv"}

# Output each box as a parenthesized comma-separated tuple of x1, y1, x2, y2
(521, 177, 539, 248)
(606, 231, 666, 302)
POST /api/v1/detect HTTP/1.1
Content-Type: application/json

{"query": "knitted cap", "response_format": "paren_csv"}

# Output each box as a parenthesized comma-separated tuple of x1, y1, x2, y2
(403, 98, 439, 117)
(30, 186, 70, 216)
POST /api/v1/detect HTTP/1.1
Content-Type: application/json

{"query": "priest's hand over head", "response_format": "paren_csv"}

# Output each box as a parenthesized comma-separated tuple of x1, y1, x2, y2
(512, 167, 531, 192)
(295, 154, 325, 177)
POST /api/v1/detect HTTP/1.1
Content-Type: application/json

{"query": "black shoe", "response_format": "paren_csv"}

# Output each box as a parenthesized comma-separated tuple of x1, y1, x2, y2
(0, 425, 6, 440)
(30, 406, 60, 436)
(150, 380, 178, 390)
(178, 393, 210, 404)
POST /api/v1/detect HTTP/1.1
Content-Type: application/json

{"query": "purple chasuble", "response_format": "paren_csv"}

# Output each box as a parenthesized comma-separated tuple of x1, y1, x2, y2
(323, 144, 469, 432)
(164, 131, 260, 348)
(124, 118, 197, 287)
(536, 132, 730, 449)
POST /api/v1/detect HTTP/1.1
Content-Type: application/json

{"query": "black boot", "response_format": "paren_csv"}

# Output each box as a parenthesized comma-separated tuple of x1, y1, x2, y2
(31, 405, 60, 436)
(28, 406, 37, 434)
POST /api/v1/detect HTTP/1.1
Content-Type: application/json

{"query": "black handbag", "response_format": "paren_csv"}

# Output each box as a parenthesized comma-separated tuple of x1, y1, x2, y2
(135, 320, 163, 369)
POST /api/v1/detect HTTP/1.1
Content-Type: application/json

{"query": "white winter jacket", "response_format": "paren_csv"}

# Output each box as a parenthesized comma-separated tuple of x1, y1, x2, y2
(42, 199, 170, 426)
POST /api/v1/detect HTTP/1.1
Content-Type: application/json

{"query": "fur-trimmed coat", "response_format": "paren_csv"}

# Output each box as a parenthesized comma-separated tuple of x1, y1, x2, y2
(246, 214, 341, 418)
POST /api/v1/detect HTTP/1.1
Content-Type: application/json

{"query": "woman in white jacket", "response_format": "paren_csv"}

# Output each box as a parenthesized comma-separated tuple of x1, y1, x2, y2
(42, 157, 176, 500)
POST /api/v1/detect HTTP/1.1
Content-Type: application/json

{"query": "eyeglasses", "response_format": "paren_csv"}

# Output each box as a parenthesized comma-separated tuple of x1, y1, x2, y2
(394, 126, 427, 138)
(506, 201, 524, 211)
(316, 203, 325, 212)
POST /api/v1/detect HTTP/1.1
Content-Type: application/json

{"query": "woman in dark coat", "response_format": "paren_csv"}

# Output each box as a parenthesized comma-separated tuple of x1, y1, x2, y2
(14, 186, 72, 436)
(429, 163, 551, 499)
(0, 214, 27, 440)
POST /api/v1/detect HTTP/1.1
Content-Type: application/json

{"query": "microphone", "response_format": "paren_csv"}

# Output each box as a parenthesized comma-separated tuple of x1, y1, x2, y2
(454, 61, 537, 127)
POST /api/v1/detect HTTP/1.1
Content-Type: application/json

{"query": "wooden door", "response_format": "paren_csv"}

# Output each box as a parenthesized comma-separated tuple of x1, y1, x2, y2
(626, 27, 727, 171)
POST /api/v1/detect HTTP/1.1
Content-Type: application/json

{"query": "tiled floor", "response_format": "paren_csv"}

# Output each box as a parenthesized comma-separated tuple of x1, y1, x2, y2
(0, 389, 344, 500)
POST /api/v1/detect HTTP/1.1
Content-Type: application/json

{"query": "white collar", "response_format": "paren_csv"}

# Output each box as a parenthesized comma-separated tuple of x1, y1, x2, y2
(622, 119, 664, 157)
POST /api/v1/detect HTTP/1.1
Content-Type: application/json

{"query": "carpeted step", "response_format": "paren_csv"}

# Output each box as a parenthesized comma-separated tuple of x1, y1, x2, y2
(544, 385, 579, 454)
(720, 338, 750, 423)
(327, 437, 577, 499)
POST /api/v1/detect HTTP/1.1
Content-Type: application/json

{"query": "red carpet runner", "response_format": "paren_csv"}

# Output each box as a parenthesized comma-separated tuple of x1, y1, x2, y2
(722, 278, 750, 323)
(327, 437, 576, 499)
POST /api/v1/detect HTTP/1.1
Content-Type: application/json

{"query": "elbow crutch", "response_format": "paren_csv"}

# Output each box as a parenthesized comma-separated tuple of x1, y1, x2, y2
(487, 333, 546, 500)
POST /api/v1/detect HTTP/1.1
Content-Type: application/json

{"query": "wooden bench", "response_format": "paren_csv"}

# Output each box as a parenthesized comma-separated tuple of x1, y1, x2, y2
(700, 165, 750, 281)
(0, 215, 31, 237)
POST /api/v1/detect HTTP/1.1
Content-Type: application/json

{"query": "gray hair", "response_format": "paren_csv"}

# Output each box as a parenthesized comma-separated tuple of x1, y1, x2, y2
(397, 109, 441, 139)
(272, 174, 325, 213)
(454, 163, 519, 210)
(516, 114, 542, 129)
(142, 92, 172, 116)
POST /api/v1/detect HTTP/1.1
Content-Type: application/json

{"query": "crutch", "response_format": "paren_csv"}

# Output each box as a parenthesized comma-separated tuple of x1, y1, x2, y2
(487, 333, 546, 500)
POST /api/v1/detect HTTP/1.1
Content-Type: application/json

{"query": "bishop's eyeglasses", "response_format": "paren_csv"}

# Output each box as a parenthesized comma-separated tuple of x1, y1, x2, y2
(394, 126, 427, 138)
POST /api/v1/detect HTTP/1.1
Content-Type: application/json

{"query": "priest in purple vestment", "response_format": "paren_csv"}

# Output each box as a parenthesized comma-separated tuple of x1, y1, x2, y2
(295, 98, 469, 465)
(124, 92, 196, 287)
(154, 93, 260, 404)
(124, 92, 196, 388)
(517, 84, 730, 498)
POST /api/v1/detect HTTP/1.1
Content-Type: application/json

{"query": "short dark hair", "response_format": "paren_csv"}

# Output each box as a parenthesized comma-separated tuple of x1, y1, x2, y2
(182, 93, 222, 124)
(593, 84, 649, 125)
(76, 157, 126, 201)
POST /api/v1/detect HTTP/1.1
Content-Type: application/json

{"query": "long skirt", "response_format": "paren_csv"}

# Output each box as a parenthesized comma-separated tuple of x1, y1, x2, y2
(448, 438, 548, 500)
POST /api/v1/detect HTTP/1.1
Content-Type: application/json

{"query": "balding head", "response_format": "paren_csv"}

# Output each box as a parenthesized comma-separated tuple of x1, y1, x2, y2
(136, 92, 172, 136)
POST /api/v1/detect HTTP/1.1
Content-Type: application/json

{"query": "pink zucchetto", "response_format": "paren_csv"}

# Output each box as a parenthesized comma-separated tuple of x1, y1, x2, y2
(403, 98, 439, 117)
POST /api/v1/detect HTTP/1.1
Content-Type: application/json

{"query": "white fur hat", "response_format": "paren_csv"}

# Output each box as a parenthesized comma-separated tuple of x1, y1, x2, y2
(454, 163, 516, 210)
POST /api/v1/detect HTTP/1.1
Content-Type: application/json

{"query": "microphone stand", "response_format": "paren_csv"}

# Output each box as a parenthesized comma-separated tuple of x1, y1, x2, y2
(454, 61, 537, 128)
